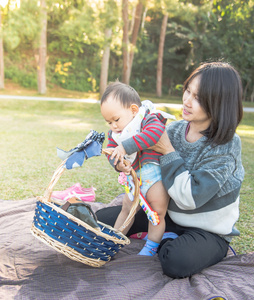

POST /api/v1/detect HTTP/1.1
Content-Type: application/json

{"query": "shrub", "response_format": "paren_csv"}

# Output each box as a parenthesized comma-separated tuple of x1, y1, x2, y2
(4, 64, 37, 89)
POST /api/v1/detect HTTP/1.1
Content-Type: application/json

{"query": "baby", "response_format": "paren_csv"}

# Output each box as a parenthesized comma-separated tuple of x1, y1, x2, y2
(100, 81, 175, 256)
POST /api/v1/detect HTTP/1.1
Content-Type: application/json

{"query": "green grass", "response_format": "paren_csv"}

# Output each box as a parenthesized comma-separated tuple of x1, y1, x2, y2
(0, 99, 121, 202)
(0, 93, 253, 255)
(231, 112, 254, 254)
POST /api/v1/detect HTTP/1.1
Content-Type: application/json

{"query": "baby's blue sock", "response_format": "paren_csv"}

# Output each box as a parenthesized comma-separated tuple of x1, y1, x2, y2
(162, 232, 178, 240)
(138, 239, 160, 256)
(142, 232, 178, 241)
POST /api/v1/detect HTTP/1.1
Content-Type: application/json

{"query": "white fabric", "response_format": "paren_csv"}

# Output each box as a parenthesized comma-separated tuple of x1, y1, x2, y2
(168, 197, 240, 235)
(168, 170, 196, 210)
(112, 100, 176, 163)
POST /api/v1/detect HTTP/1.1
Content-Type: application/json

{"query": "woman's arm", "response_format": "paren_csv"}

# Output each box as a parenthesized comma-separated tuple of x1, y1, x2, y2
(160, 143, 241, 210)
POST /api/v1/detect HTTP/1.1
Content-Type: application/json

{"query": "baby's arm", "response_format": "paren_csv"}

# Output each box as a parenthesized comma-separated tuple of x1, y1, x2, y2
(122, 114, 166, 155)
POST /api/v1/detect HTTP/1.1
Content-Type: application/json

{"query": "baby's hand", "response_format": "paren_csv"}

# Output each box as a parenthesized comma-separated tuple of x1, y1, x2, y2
(110, 144, 126, 166)
(116, 160, 132, 175)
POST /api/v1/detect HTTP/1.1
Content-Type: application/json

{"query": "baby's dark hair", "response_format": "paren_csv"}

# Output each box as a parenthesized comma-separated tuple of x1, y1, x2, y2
(184, 61, 243, 145)
(100, 81, 141, 108)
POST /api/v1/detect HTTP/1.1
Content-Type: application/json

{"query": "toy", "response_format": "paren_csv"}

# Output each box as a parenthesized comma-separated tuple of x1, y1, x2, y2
(57, 130, 105, 169)
(118, 172, 160, 226)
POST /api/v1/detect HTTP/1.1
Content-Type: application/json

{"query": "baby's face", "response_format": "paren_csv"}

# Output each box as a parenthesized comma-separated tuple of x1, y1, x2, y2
(101, 96, 137, 134)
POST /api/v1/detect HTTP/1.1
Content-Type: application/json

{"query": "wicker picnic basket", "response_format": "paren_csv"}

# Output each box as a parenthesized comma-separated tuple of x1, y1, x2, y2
(31, 149, 140, 267)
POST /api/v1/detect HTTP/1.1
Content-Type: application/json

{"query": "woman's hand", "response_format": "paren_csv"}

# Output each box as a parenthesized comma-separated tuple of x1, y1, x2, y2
(149, 130, 175, 155)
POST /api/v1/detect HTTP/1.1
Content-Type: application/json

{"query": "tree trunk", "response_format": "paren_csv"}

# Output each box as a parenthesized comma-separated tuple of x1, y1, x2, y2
(122, 0, 129, 84)
(99, 28, 112, 98)
(141, 6, 148, 32)
(37, 0, 47, 94)
(251, 85, 254, 102)
(0, 10, 4, 89)
(127, 0, 143, 84)
(243, 80, 249, 102)
(156, 13, 168, 97)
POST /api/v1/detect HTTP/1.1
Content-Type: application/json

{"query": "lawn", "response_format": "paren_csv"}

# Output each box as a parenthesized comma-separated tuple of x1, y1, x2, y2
(0, 89, 253, 255)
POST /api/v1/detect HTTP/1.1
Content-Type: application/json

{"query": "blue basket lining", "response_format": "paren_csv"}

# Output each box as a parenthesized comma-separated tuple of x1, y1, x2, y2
(34, 213, 120, 251)
(35, 205, 117, 245)
(33, 201, 124, 260)
(37, 202, 125, 241)
(33, 221, 116, 261)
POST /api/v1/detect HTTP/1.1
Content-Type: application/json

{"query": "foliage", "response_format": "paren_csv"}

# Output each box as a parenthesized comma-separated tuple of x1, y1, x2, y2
(1, 0, 253, 100)
(4, 65, 37, 88)
(209, 0, 254, 101)
(4, 53, 37, 88)
(131, 1, 213, 94)
(48, 53, 101, 92)
(2, 0, 40, 50)
(46, 0, 120, 92)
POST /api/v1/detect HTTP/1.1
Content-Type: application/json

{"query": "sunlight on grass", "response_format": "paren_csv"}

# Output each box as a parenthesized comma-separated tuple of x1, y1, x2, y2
(46, 118, 97, 130)
(237, 125, 254, 137)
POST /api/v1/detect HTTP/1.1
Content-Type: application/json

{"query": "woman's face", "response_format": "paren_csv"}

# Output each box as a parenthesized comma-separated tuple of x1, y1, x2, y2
(182, 76, 211, 128)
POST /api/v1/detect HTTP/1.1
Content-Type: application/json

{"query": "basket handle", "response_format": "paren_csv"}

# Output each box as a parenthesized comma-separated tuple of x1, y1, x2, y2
(43, 148, 140, 234)
(101, 148, 140, 233)
(43, 159, 67, 202)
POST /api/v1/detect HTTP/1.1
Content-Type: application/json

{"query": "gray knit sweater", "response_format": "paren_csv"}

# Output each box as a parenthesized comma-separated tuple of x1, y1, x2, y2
(160, 120, 244, 241)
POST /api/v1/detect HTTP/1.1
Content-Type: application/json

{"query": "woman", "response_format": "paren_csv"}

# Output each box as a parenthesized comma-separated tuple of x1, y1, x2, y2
(96, 61, 244, 278)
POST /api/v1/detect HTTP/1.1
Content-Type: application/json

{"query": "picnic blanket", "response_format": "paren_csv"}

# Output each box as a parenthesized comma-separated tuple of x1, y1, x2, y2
(0, 196, 254, 300)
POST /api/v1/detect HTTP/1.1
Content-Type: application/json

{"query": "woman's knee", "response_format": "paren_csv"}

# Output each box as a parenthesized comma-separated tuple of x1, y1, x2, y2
(158, 240, 194, 278)
(157, 233, 229, 278)
(96, 206, 121, 227)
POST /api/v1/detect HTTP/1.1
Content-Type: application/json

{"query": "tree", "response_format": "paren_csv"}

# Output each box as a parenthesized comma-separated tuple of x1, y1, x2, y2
(99, 0, 119, 97)
(209, 0, 254, 101)
(127, 0, 143, 84)
(155, 0, 213, 95)
(37, 0, 47, 94)
(122, 0, 129, 84)
(2, 0, 253, 99)
(122, 0, 143, 85)
(0, 7, 4, 89)
(100, 28, 112, 97)
(156, 12, 168, 97)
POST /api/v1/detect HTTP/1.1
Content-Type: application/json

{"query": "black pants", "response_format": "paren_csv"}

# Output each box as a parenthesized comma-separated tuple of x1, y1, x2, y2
(96, 206, 229, 278)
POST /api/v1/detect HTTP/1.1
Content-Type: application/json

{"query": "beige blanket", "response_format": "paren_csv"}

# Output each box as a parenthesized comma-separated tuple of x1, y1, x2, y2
(0, 198, 253, 300)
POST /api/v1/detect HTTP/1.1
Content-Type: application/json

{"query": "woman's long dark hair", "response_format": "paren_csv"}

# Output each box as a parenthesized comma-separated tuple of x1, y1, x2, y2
(183, 62, 243, 145)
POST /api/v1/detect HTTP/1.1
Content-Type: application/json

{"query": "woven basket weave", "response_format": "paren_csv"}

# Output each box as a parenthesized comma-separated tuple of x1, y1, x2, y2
(31, 149, 140, 267)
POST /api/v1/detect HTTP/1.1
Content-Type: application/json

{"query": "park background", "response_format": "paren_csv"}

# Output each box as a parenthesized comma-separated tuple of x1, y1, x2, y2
(0, 0, 253, 255)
